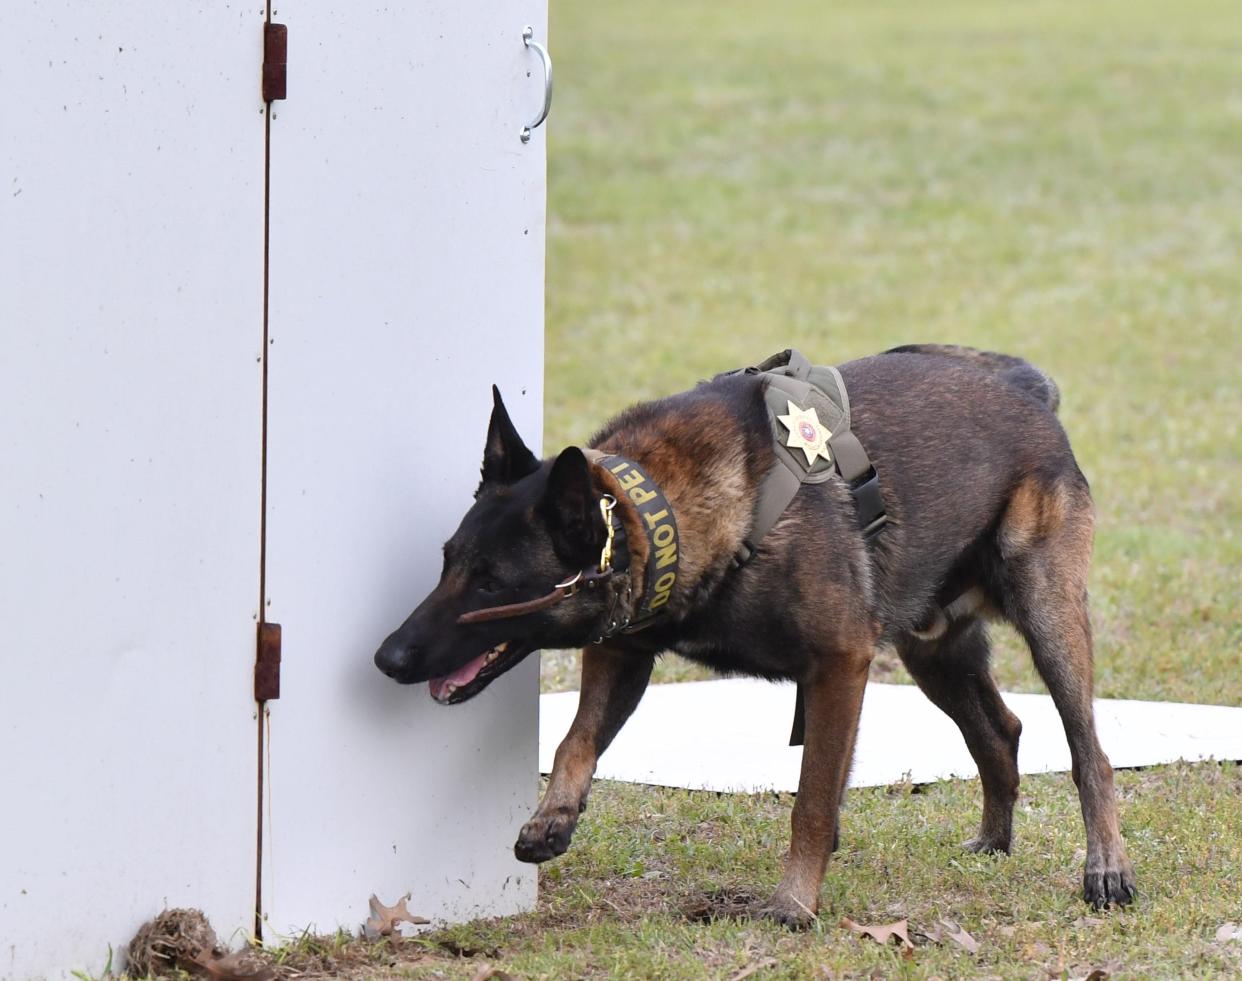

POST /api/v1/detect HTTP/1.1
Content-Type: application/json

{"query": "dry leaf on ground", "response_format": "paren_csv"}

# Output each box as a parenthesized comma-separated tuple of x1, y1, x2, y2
(365, 892, 431, 938)
(841, 917, 914, 956)
(923, 919, 979, 955)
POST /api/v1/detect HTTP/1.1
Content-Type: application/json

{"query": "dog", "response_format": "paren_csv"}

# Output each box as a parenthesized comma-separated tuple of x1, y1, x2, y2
(374, 344, 1136, 926)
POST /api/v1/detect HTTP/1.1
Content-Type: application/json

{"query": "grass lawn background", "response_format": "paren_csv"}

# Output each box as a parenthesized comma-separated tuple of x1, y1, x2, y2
(138, 2, 1242, 978)
(540, 0, 1242, 707)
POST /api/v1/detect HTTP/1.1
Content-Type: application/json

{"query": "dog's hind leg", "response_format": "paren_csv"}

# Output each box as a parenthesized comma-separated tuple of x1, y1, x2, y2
(897, 619, 1022, 854)
(514, 644, 654, 864)
(761, 641, 873, 928)
(999, 476, 1136, 908)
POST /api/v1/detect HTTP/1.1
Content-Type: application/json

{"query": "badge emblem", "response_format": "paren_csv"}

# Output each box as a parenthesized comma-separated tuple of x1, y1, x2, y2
(777, 401, 832, 467)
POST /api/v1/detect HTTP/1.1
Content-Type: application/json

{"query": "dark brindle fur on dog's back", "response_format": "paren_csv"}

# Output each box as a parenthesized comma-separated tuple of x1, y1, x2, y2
(374, 344, 1136, 926)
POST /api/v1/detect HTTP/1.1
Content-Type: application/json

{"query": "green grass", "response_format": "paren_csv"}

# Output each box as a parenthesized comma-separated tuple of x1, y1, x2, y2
(249, 764, 1242, 979)
(542, 0, 1242, 705)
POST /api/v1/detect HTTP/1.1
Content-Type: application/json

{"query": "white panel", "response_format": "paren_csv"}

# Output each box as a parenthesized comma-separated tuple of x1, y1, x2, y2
(541, 680, 1242, 793)
(0, 4, 264, 978)
(263, 2, 547, 934)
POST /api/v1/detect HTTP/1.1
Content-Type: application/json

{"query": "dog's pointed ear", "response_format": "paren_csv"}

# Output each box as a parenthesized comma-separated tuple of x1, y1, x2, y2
(480, 385, 540, 490)
(539, 446, 606, 562)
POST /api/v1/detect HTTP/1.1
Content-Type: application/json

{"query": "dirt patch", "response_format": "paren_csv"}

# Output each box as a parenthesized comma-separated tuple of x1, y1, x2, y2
(271, 935, 426, 979)
(433, 937, 501, 959)
(681, 887, 763, 924)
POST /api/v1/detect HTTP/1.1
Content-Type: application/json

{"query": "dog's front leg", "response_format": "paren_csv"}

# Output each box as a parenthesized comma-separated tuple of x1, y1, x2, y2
(515, 644, 654, 863)
(762, 647, 873, 928)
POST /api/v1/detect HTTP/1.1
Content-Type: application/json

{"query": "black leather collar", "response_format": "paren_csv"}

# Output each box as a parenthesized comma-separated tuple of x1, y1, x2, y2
(594, 453, 681, 636)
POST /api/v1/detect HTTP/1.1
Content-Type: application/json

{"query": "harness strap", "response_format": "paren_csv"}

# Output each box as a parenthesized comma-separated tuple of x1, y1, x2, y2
(733, 462, 802, 567)
(789, 686, 807, 749)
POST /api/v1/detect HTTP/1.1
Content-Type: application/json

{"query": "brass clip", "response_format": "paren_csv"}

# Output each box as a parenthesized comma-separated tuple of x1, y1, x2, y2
(598, 494, 617, 573)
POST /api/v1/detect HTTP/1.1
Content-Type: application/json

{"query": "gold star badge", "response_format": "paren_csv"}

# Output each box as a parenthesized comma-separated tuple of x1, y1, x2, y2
(777, 400, 832, 467)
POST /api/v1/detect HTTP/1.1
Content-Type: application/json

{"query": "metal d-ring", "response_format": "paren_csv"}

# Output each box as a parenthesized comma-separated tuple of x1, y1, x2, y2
(520, 26, 553, 143)
(554, 570, 582, 595)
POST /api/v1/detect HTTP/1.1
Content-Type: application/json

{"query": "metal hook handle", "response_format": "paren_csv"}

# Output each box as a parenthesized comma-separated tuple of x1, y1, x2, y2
(520, 26, 552, 143)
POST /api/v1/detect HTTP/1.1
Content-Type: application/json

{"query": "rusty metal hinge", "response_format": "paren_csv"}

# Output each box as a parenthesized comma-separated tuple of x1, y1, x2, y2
(255, 622, 282, 702)
(262, 23, 288, 102)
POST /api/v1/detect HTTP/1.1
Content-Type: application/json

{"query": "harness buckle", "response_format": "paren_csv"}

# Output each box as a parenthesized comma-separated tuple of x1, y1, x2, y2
(850, 468, 888, 539)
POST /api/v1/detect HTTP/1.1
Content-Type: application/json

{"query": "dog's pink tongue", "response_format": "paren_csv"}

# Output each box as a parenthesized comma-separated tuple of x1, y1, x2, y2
(429, 651, 488, 701)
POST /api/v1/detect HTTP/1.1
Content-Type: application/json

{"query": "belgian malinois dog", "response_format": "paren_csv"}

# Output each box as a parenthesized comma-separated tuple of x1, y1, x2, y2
(374, 344, 1136, 925)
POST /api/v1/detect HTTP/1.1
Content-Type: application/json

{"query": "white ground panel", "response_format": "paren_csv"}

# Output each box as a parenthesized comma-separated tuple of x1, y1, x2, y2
(540, 679, 1242, 793)
(263, 2, 547, 936)
(0, 5, 265, 978)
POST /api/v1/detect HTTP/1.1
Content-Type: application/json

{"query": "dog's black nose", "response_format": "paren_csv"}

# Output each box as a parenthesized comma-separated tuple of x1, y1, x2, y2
(373, 641, 406, 679)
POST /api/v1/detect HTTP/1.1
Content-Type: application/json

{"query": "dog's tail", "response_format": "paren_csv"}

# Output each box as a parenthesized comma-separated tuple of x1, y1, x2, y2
(884, 343, 1060, 413)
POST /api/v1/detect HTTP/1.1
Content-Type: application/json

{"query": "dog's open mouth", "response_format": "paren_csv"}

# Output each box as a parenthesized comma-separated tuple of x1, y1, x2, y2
(428, 640, 528, 705)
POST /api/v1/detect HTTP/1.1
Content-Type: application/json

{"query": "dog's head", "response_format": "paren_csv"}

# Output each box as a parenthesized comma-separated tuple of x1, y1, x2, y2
(373, 387, 611, 704)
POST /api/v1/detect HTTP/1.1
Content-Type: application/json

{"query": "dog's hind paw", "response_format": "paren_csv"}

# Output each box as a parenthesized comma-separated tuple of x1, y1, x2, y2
(1083, 862, 1137, 909)
(757, 894, 817, 930)
(963, 834, 1011, 855)
(514, 808, 578, 864)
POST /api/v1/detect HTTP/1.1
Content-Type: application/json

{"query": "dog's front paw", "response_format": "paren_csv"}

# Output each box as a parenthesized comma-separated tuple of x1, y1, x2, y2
(1083, 858, 1137, 909)
(514, 808, 578, 863)
(757, 892, 817, 930)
